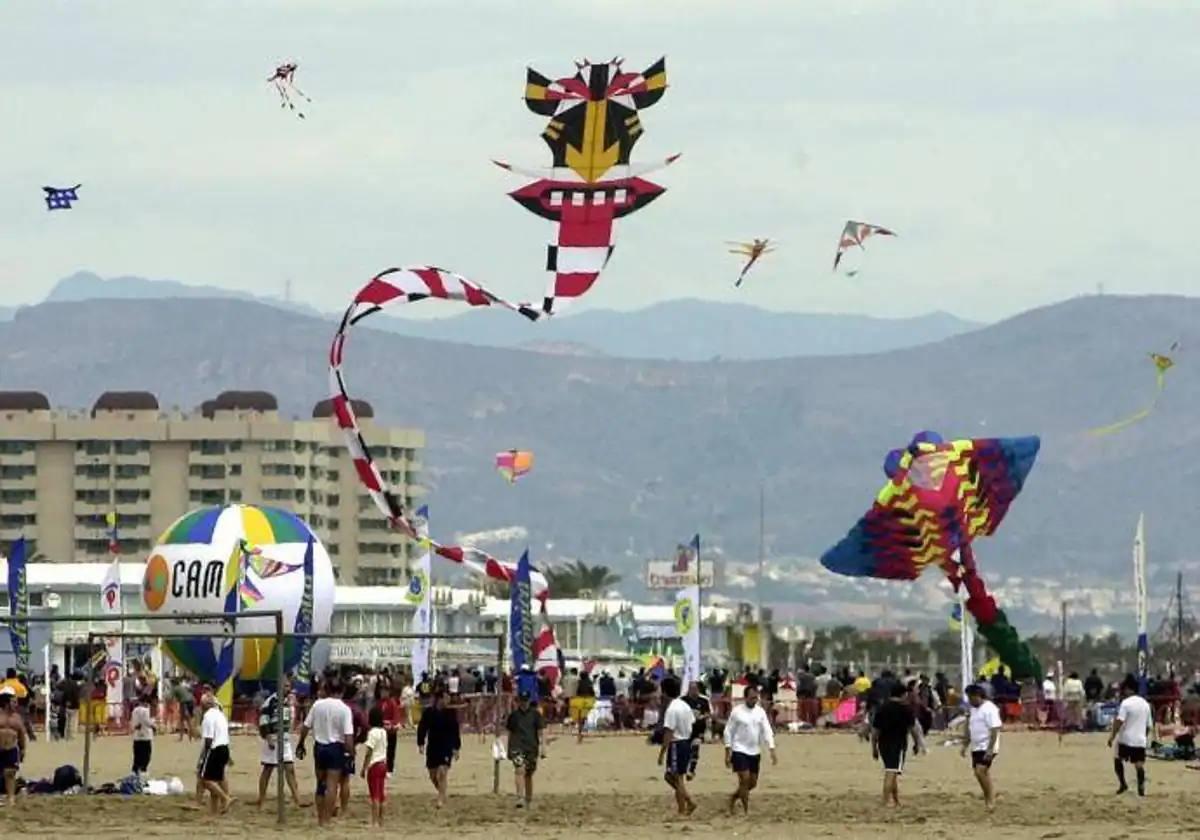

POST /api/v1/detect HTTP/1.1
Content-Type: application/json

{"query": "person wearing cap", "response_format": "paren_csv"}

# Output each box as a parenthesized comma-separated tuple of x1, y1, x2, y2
(0, 686, 26, 807)
(1108, 674, 1152, 796)
(505, 689, 545, 808)
(197, 693, 233, 814)
(961, 683, 1001, 811)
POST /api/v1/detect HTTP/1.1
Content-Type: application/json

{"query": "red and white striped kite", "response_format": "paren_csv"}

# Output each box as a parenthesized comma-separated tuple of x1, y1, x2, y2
(327, 58, 676, 599)
(833, 220, 896, 271)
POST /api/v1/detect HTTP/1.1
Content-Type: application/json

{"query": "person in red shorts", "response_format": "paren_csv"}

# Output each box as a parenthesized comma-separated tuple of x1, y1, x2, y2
(360, 707, 388, 826)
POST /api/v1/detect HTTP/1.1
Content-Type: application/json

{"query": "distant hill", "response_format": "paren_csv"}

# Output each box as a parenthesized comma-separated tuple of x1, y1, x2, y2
(33, 271, 980, 360)
(0, 292, 1195, 633)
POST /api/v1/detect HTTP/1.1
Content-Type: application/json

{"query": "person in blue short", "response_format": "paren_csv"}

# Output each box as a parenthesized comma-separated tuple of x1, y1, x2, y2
(657, 677, 696, 817)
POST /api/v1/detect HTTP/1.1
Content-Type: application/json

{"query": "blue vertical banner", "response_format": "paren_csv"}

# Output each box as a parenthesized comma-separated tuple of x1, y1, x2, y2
(6, 538, 28, 676)
(509, 550, 534, 670)
(293, 536, 316, 696)
(674, 534, 701, 686)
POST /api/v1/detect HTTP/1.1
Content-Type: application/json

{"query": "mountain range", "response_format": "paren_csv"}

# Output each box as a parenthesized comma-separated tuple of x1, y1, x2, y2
(0, 280, 1195, 636)
(21, 271, 980, 360)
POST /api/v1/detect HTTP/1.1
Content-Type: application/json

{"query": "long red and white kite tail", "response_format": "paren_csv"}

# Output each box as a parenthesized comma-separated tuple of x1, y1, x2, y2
(328, 267, 549, 598)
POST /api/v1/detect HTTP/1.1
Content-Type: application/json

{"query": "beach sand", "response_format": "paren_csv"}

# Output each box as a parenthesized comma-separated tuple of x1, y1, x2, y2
(10, 727, 1198, 838)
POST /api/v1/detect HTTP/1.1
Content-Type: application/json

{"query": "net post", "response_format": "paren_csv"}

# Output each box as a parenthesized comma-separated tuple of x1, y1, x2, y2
(275, 611, 286, 827)
(82, 631, 95, 791)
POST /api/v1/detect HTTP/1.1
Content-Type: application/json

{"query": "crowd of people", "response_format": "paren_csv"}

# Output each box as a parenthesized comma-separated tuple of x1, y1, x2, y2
(0, 656, 1185, 821)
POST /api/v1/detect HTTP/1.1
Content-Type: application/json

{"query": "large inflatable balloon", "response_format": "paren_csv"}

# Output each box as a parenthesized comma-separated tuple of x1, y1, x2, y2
(141, 504, 335, 684)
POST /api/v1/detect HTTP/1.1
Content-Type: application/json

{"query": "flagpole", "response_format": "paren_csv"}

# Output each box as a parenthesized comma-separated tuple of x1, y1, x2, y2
(696, 533, 702, 683)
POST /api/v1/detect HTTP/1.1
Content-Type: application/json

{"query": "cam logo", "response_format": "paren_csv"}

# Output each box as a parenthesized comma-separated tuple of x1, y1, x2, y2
(405, 570, 429, 605)
(674, 597, 695, 636)
(142, 554, 169, 611)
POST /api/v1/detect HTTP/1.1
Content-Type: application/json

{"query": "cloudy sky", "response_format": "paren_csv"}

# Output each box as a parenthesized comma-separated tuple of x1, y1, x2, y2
(1, 1, 1196, 321)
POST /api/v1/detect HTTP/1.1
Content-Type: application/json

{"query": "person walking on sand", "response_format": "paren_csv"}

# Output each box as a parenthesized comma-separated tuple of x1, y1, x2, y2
(505, 689, 545, 809)
(417, 690, 461, 809)
(130, 692, 155, 775)
(197, 693, 233, 814)
(723, 684, 777, 815)
(872, 682, 923, 808)
(962, 683, 1001, 811)
(1109, 674, 1152, 796)
(297, 681, 354, 827)
(658, 676, 697, 817)
(0, 687, 27, 808)
(361, 707, 388, 827)
(256, 687, 307, 810)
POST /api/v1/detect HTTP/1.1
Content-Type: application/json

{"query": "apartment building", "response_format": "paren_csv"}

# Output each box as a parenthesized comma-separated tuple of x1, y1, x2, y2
(0, 390, 423, 585)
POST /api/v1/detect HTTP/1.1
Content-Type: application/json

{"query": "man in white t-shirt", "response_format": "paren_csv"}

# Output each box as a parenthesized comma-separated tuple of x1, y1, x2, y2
(723, 684, 777, 816)
(1108, 675, 1152, 796)
(657, 677, 696, 816)
(296, 681, 354, 827)
(961, 683, 1001, 811)
(198, 693, 233, 814)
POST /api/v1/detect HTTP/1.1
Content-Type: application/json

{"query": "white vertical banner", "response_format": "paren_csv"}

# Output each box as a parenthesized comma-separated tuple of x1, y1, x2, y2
(959, 587, 974, 698)
(42, 643, 50, 741)
(675, 584, 701, 686)
(1133, 513, 1149, 688)
(99, 558, 124, 707)
(408, 506, 432, 678)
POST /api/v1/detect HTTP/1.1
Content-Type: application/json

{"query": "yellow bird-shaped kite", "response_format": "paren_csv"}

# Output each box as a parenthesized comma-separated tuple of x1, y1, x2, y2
(1089, 341, 1179, 436)
(728, 238, 776, 288)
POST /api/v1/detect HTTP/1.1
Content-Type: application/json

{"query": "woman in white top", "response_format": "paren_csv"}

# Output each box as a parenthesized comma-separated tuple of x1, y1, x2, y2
(197, 693, 233, 814)
(723, 685, 777, 815)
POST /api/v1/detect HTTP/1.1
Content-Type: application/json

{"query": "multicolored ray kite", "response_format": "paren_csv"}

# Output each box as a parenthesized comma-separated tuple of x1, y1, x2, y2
(1089, 342, 1179, 436)
(820, 431, 1043, 680)
(267, 62, 310, 119)
(495, 449, 534, 483)
(328, 57, 676, 598)
(728, 239, 775, 287)
(43, 184, 81, 211)
(833, 220, 895, 271)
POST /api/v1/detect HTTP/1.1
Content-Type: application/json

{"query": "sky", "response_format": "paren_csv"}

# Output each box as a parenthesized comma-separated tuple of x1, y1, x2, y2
(1, 0, 1197, 321)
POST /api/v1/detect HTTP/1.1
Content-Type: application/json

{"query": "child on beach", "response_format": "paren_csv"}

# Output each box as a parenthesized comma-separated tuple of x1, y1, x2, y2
(361, 707, 388, 826)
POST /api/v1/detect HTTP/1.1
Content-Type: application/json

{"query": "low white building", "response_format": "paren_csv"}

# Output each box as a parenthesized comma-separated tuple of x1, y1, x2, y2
(1, 562, 760, 676)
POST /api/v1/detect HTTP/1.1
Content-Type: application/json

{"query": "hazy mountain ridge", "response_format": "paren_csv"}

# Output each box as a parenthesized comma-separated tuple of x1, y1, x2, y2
(0, 293, 1196, 633)
(25, 271, 981, 360)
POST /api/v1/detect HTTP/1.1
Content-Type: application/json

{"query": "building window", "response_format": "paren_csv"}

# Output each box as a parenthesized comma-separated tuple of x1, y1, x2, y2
(0, 514, 35, 528)
(114, 489, 150, 504)
(0, 489, 35, 504)
(0, 441, 33, 455)
(189, 490, 225, 505)
(113, 440, 149, 455)
(115, 464, 150, 479)
(74, 490, 108, 505)
(327, 494, 340, 507)
(327, 518, 340, 531)
(263, 489, 294, 501)
(188, 464, 225, 479)
(229, 489, 242, 502)
(262, 440, 291, 452)
(229, 440, 243, 452)
(77, 441, 111, 456)
(328, 543, 340, 556)
(0, 465, 35, 480)
(190, 440, 226, 456)
(262, 464, 292, 477)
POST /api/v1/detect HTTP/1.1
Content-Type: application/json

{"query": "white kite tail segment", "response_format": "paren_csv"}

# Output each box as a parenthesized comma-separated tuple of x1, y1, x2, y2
(328, 266, 549, 597)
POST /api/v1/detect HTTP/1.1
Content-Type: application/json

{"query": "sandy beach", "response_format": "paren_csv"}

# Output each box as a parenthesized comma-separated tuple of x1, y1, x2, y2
(8, 727, 1198, 838)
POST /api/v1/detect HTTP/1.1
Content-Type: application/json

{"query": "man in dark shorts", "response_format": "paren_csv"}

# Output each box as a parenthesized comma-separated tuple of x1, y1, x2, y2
(417, 690, 461, 808)
(505, 690, 544, 808)
(722, 684, 776, 815)
(1108, 674, 1152, 796)
(681, 680, 711, 781)
(0, 687, 27, 808)
(962, 683, 1002, 811)
(658, 677, 697, 816)
(197, 693, 233, 814)
(872, 682, 923, 807)
(297, 681, 354, 827)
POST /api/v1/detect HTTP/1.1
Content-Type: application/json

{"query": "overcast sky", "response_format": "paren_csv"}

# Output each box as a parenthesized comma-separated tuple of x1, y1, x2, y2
(1, 1, 1196, 321)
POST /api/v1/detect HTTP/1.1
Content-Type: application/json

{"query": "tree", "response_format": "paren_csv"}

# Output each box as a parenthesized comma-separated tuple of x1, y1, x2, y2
(543, 560, 621, 598)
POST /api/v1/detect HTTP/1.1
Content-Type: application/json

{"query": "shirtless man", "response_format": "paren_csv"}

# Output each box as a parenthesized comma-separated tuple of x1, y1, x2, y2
(0, 687, 28, 807)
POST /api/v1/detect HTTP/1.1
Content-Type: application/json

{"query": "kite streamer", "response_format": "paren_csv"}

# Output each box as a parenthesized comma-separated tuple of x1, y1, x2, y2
(267, 62, 310, 118)
(820, 431, 1043, 680)
(328, 58, 676, 598)
(1088, 346, 1176, 436)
